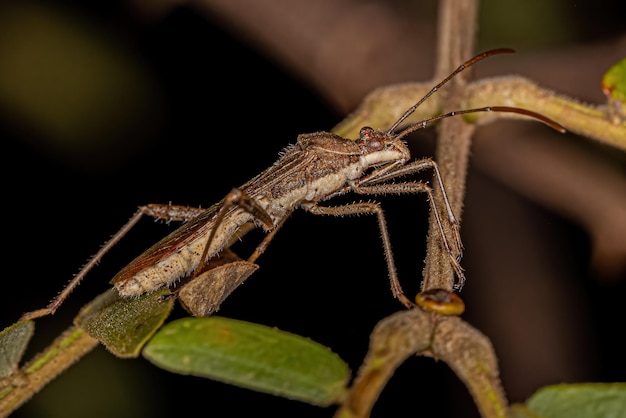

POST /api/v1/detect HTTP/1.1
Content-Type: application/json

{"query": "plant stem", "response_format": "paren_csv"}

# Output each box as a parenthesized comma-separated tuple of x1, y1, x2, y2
(422, 0, 478, 290)
(0, 326, 99, 418)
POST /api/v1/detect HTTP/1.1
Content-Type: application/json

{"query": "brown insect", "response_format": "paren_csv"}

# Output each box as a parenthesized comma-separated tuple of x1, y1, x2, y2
(21, 48, 564, 321)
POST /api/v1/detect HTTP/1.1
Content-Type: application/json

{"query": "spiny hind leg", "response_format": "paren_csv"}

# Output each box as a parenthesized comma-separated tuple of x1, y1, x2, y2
(20, 204, 207, 321)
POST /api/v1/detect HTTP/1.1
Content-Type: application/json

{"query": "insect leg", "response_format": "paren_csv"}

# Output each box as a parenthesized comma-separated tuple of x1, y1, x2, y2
(359, 157, 463, 262)
(351, 181, 466, 289)
(20, 204, 206, 321)
(140, 203, 207, 223)
(303, 201, 415, 309)
(195, 188, 274, 275)
(178, 193, 288, 316)
(247, 213, 292, 264)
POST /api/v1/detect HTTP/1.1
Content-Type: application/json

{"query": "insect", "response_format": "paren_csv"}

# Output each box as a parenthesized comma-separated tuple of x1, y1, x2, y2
(20, 48, 565, 321)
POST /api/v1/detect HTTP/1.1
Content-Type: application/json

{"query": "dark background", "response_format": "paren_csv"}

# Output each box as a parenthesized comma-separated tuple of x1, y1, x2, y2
(1, 1, 625, 417)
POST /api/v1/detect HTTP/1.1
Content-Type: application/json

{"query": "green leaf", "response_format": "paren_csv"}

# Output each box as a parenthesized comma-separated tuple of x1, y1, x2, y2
(602, 57, 626, 104)
(74, 287, 173, 358)
(526, 382, 626, 418)
(143, 317, 350, 406)
(0, 320, 34, 378)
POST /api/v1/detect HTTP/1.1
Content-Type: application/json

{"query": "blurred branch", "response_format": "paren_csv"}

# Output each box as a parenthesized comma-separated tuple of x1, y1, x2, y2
(191, 0, 437, 113)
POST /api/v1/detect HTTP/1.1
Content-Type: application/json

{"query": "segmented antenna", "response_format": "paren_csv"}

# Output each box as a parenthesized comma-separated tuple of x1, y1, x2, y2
(386, 48, 565, 138)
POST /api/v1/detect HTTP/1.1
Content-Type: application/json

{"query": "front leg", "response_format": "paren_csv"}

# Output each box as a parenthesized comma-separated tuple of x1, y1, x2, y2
(351, 181, 466, 289)
(303, 201, 415, 310)
(359, 158, 463, 262)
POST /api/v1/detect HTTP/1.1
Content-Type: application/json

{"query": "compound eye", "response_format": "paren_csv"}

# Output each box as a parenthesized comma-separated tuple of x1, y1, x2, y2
(415, 289, 465, 315)
(357, 127, 384, 151)
(358, 126, 374, 142)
